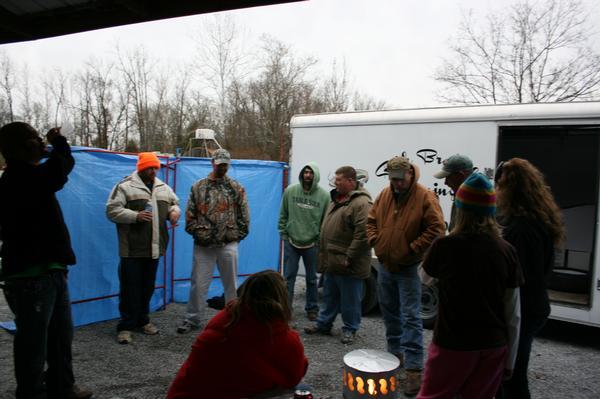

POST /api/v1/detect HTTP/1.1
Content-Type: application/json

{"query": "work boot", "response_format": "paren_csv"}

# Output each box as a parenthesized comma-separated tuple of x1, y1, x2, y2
(307, 311, 318, 321)
(404, 369, 422, 397)
(340, 330, 355, 344)
(304, 324, 331, 335)
(117, 330, 132, 344)
(176, 320, 199, 334)
(142, 322, 159, 335)
(67, 384, 93, 399)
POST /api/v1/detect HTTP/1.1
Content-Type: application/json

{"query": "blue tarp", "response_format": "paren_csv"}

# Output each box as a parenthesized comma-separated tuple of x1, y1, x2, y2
(53, 148, 285, 327)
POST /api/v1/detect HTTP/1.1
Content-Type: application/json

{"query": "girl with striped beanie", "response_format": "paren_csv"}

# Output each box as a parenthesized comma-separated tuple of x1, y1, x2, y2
(417, 173, 524, 399)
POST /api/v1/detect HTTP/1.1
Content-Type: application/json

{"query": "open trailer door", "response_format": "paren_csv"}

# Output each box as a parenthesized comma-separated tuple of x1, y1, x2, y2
(497, 125, 600, 327)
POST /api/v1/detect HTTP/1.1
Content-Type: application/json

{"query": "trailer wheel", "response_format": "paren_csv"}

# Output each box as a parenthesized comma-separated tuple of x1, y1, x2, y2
(547, 268, 589, 294)
(362, 271, 379, 315)
(421, 283, 438, 330)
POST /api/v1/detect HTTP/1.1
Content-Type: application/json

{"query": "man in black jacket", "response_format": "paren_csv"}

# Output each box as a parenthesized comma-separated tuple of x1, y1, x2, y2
(0, 122, 92, 399)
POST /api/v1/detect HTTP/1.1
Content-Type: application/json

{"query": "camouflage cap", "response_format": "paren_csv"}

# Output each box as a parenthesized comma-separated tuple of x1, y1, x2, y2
(212, 148, 231, 165)
(387, 156, 412, 179)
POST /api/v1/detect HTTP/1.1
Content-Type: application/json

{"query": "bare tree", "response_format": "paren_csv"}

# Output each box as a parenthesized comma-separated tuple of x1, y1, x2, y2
(193, 15, 247, 136)
(0, 51, 16, 124)
(435, 0, 600, 104)
(319, 59, 351, 112)
(117, 45, 154, 150)
(232, 36, 318, 160)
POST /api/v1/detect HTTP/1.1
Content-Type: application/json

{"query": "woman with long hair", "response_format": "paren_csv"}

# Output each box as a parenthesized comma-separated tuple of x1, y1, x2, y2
(167, 270, 308, 399)
(418, 173, 522, 399)
(496, 158, 564, 399)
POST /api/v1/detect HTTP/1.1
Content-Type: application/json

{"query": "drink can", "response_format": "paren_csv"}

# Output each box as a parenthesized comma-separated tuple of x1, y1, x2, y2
(144, 202, 152, 212)
(294, 390, 313, 399)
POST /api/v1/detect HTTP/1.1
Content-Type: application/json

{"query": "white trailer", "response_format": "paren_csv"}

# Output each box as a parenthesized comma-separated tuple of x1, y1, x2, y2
(290, 101, 600, 328)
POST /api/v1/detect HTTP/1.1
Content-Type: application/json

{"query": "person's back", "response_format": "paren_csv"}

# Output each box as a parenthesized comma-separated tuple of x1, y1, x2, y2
(0, 126, 75, 277)
(0, 122, 92, 399)
(425, 232, 521, 351)
(168, 307, 306, 399)
(168, 270, 308, 399)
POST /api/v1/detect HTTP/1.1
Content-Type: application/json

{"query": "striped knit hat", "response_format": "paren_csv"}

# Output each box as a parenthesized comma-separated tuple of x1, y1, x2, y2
(455, 173, 496, 216)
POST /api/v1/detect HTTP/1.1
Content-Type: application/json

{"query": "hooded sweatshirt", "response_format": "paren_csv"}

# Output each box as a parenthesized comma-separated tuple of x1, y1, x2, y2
(278, 162, 330, 247)
(367, 162, 445, 271)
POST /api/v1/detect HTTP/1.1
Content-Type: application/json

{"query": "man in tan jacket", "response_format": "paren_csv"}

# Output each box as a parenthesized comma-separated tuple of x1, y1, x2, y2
(366, 156, 445, 396)
(304, 166, 372, 345)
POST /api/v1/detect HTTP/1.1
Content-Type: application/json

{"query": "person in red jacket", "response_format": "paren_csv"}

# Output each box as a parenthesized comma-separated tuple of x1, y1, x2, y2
(167, 270, 308, 399)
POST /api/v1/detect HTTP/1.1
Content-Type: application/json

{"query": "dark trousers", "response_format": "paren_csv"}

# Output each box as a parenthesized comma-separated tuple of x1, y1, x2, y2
(497, 313, 548, 399)
(117, 257, 159, 331)
(3, 270, 75, 399)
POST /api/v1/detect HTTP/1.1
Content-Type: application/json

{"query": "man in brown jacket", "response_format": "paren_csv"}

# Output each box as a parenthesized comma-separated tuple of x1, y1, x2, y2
(305, 166, 372, 345)
(366, 156, 445, 396)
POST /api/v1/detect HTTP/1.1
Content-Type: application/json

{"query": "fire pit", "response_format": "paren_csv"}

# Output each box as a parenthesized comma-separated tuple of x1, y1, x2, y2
(343, 349, 400, 398)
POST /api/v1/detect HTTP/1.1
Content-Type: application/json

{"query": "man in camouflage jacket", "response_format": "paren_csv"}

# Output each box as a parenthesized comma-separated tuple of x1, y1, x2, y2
(177, 148, 250, 334)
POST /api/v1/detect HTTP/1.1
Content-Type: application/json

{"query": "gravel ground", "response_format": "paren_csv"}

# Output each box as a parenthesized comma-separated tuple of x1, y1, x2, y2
(1, 278, 600, 399)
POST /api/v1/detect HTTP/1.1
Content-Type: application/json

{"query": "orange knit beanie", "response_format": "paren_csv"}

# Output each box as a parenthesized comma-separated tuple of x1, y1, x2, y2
(137, 152, 161, 172)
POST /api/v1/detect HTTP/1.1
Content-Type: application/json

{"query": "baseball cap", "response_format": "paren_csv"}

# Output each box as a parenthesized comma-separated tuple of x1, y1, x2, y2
(386, 156, 412, 179)
(212, 148, 231, 165)
(434, 154, 473, 179)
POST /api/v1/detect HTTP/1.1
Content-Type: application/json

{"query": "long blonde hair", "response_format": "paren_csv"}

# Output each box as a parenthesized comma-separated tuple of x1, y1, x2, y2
(451, 207, 501, 237)
(496, 158, 565, 245)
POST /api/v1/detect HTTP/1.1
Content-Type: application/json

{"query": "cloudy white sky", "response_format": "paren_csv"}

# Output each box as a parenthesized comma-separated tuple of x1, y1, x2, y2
(1, 0, 599, 108)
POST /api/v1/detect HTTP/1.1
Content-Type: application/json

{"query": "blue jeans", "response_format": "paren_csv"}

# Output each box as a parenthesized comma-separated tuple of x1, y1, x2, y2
(118, 257, 160, 331)
(283, 241, 319, 313)
(317, 272, 364, 333)
(377, 263, 423, 370)
(3, 271, 75, 399)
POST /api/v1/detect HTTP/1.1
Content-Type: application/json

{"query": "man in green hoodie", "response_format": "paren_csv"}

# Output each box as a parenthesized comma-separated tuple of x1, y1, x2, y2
(278, 162, 329, 320)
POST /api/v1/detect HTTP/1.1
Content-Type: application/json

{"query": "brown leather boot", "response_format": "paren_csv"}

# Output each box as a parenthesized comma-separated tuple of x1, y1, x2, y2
(404, 369, 422, 397)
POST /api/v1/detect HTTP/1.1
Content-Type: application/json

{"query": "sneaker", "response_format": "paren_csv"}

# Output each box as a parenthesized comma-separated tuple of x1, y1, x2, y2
(142, 323, 159, 335)
(303, 324, 331, 335)
(404, 369, 422, 397)
(67, 385, 93, 399)
(176, 320, 198, 334)
(306, 311, 318, 321)
(117, 330, 132, 344)
(341, 330, 355, 344)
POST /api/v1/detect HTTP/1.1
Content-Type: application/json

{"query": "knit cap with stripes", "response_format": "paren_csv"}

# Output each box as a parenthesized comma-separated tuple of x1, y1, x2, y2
(455, 173, 496, 216)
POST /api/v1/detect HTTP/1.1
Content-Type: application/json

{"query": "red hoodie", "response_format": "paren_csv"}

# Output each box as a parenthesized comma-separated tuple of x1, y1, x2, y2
(167, 308, 308, 399)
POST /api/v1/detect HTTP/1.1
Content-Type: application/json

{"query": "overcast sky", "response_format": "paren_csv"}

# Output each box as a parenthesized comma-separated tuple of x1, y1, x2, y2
(1, 0, 599, 108)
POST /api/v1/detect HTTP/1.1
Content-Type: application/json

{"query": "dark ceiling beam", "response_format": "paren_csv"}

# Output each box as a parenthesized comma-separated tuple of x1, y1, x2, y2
(0, 0, 303, 45)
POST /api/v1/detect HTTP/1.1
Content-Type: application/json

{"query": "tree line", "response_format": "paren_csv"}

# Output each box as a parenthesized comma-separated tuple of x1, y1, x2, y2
(0, 17, 384, 162)
(1, 1, 599, 163)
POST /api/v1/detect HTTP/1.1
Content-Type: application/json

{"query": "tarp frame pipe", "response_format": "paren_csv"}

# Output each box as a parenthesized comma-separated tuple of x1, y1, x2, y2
(165, 157, 181, 304)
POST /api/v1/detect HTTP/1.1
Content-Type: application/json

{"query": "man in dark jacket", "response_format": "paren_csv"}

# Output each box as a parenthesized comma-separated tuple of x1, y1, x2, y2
(304, 166, 372, 344)
(0, 122, 92, 399)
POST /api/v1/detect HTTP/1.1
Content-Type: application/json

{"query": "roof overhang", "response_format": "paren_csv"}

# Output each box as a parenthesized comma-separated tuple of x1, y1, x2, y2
(0, 0, 302, 45)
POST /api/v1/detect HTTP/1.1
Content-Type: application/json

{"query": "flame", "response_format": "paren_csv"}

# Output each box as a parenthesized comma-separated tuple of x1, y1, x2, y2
(356, 377, 365, 394)
(379, 378, 388, 395)
(348, 372, 354, 391)
(390, 376, 397, 391)
(367, 379, 377, 395)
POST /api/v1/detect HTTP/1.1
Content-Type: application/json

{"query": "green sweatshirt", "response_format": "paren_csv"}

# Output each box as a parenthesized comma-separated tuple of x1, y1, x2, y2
(278, 162, 330, 247)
